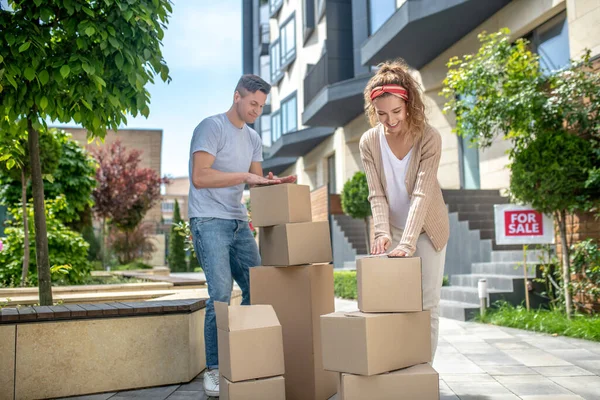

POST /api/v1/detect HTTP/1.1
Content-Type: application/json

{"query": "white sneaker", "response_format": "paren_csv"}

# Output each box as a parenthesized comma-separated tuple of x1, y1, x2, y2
(203, 368, 220, 397)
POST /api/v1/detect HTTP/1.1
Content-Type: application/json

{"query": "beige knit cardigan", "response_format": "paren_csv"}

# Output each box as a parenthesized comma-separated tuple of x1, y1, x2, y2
(359, 123, 450, 255)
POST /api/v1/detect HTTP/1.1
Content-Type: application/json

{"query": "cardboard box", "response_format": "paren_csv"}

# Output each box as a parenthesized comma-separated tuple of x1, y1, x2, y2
(215, 302, 285, 382)
(338, 364, 439, 400)
(259, 221, 332, 266)
(250, 183, 312, 227)
(321, 310, 431, 376)
(220, 375, 286, 400)
(250, 264, 337, 400)
(357, 256, 422, 312)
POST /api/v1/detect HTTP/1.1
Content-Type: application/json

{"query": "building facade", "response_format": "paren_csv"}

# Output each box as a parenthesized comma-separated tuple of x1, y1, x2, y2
(243, 0, 599, 194)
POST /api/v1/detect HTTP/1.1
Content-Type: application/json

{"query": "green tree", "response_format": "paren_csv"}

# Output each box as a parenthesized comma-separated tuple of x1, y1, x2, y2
(167, 200, 186, 272)
(341, 171, 372, 254)
(441, 29, 600, 317)
(0, 0, 172, 304)
(510, 129, 595, 315)
(0, 129, 62, 286)
(0, 129, 97, 230)
(0, 196, 92, 287)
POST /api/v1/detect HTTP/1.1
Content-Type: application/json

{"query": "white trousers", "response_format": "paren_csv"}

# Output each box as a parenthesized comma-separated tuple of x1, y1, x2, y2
(390, 226, 447, 362)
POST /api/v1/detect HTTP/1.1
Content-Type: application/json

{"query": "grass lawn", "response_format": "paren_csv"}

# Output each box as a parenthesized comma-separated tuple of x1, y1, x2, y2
(477, 301, 600, 342)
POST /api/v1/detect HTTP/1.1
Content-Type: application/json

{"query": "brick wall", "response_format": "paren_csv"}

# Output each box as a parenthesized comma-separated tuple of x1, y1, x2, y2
(61, 127, 164, 226)
(310, 185, 328, 222)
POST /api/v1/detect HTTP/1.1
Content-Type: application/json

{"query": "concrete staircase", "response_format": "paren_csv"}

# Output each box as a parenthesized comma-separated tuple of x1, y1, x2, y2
(439, 249, 546, 321)
(332, 214, 368, 255)
(442, 189, 519, 251)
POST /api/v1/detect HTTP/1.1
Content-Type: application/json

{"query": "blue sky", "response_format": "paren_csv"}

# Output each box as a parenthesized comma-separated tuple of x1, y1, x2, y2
(126, 0, 243, 178)
(2, 0, 242, 177)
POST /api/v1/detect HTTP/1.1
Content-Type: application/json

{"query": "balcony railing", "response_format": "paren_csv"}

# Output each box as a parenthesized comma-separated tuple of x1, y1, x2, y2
(304, 48, 351, 107)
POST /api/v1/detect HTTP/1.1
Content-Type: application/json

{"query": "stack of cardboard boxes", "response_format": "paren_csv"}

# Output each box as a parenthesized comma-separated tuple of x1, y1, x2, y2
(320, 256, 440, 399)
(215, 301, 286, 400)
(249, 183, 338, 400)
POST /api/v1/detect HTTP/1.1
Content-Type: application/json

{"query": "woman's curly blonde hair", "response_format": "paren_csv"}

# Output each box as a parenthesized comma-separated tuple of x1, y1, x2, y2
(363, 59, 427, 139)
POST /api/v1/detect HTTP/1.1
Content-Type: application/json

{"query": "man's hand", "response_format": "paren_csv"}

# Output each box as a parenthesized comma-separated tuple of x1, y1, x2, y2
(371, 236, 391, 255)
(265, 172, 297, 184)
(245, 173, 282, 186)
(388, 246, 408, 257)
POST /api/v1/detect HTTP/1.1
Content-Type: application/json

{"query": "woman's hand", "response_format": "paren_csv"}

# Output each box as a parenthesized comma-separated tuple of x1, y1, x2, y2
(388, 246, 408, 257)
(371, 236, 391, 255)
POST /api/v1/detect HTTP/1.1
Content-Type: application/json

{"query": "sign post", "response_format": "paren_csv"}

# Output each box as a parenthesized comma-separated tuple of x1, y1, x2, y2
(494, 205, 555, 311)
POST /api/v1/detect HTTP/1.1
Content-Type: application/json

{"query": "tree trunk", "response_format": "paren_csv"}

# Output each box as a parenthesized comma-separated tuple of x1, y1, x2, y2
(20, 170, 30, 287)
(27, 120, 53, 305)
(364, 217, 371, 255)
(102, 217, 108, 270)
(556, 210, 572, 319)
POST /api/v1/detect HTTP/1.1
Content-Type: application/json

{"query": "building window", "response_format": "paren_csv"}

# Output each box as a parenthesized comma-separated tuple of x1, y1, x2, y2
(280, 13, 296, 68)
(316, 0, 325, 22)
(271, 111, 282, 143)
(281, 93, 297, 134)
(260, 55, 271, 84)
(163, 218, 173, 225)
(270, 39, 283, 83)
(261, 115, 272, 147)
(525, 11, 570, 74)
(368, 0, 396, 36)
(269, 0, 283, 17)
(303, 0, 315, 42)
(270, 93, 297, 143)
(161, 202, 174, 212)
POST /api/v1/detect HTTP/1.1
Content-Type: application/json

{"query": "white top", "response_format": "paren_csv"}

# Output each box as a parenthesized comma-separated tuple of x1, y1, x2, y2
(380, 129, 412, 229)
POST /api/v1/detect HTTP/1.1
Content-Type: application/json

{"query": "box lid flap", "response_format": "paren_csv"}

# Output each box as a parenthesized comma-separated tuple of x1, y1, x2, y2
(215, 301, 281, 331)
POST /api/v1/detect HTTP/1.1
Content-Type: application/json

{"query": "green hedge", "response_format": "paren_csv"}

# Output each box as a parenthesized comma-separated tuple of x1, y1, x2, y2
(334, 271, 357, 300)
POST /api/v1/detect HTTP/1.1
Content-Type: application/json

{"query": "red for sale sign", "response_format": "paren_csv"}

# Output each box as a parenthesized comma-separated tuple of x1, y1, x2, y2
(494, 204, 554, 245)
(504, 210, 543, 236)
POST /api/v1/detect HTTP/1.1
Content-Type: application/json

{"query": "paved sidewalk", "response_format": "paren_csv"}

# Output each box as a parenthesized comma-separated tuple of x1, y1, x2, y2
(60, 298, 600, 400)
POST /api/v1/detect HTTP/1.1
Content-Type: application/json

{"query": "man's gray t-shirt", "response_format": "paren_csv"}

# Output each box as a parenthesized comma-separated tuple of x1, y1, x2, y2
(188, 113, 263, 221)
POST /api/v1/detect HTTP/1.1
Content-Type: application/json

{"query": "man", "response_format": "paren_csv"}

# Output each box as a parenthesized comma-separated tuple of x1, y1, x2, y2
(188, 74, 295, 397)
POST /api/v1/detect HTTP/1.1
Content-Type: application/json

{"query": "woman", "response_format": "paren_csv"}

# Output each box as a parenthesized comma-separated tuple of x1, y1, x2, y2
(359, 59, 449, 361)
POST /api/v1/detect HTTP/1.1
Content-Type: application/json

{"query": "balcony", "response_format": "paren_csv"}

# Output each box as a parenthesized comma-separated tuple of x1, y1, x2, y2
(361, 0, 511, 69)
(302, 50, 368, 127)
(262, 156, 298, 176)
(265, 126, 335, 160)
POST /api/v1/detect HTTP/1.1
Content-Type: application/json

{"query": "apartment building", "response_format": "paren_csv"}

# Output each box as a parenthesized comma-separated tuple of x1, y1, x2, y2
(243, 0, 599, 193)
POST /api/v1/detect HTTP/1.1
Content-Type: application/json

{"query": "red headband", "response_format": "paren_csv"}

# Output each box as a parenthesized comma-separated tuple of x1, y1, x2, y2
(370, 84, 408, 102)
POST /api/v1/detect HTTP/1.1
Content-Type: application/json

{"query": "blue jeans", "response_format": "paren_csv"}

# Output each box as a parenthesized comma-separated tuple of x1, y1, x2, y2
(190, 217, 261, 369)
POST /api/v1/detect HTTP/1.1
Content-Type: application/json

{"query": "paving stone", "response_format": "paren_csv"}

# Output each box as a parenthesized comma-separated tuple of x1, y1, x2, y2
(453, 395, 520, 400)
(533, 365, 595, 377)
(451, 342, 497, 355)
(433, 354, 486, 374)
(439, 380, 459, 400)
(109, 385, 179, 399)
(56, 393, 116, 400)
(545, 348, 600, 362)
(444, 380, 519, 398)
(519, 396, 584, 400)
(571, 359, 600, 375)
(167, 391, 207, 400)
(440, 374, 497, 383)
(465, 351, 522, 366)
(502, 349, 574, 367)
(175, 380, 204, 391)
(524, 337, 579, 351)
(442, 334, 486, 344)
(549, 375, 600, 399)
(489, 340, 535, 351)
(482, 366, 538, 376)
(494, 375, 577, 396)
